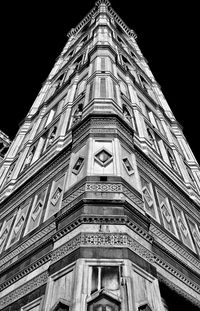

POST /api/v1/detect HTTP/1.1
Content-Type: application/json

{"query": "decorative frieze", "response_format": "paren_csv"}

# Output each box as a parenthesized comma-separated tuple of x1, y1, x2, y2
(0, 222, 56, 272)
(0, 271, 48, 309)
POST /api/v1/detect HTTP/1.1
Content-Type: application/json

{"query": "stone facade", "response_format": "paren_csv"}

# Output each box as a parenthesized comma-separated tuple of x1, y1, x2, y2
(0, 130, 10, 163)
(0, 1, 200, 310)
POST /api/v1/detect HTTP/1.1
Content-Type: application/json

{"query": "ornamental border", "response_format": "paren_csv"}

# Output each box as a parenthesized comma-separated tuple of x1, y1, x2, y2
(0, 271, 48, 309)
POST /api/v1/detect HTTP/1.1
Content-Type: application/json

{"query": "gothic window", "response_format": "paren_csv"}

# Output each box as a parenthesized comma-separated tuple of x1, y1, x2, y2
(72, 103, 83, 125)
(91, 266, 120, 294)
(72, 157, 84, 175)
(100, 78, 106, 97)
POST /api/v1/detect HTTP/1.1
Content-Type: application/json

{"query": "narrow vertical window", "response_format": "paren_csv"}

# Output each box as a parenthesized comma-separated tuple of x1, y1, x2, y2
(100, 78, 106, 97)
(89, 82, 94, 101)
(101, 57, 106, 72)
(113, 82, 117, 101)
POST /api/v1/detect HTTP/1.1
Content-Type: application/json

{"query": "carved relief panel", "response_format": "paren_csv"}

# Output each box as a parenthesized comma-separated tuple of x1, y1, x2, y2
(6, 199, 31, 249)
(172, 204, 195, 251)
(24, 186, 48, 235)
(92, 140, 115, 175)
(45, 174, 66, 220)
(187, 217, 200, 255)
(156, 190, 177, 237)
(0, 213, 16, 254)
(141, 177, 159, 221)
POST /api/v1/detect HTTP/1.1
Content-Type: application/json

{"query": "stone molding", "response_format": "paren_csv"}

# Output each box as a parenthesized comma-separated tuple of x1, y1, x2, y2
(53, 215, 153, 243)
(50, 232, 200, 296)
(62, 181, 143, 210)
(158, 273, 200, 308)
(50, 232, 154, 264)
(0, 252, 51, 292)
(0, 215, 152, 292)
(0, 230, 199, 306)
(150, 223, 200, 273)
(0, 149, 70, 219)
(0, 271, 48, 309)
(136, 150, 199, 220)
(0, 222, 56, 272)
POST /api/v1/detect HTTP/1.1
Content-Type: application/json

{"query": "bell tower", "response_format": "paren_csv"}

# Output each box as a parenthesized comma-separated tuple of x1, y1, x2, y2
(0, 1, 199, 310)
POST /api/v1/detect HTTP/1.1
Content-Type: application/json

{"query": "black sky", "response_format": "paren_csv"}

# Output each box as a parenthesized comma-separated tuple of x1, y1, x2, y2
(1, 0, 199, 163)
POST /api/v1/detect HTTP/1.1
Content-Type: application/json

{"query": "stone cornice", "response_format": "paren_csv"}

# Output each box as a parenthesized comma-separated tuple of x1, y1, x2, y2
(0, 220, 199, 305)
(0, 271, 48, 309)
(50, 232, 200, 296)
(150, 223, 200, 274)
(158, 273, 200, 308)
(0, 222, 56, 272)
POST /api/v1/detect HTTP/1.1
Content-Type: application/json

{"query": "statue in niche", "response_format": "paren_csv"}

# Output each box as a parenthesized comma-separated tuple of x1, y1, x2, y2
(48, 126, 57, 147)
(23, 146, 36, 170)
(6, 164, 15, 181)
(123, 105, 131, 122)
(147, 128, 155, 148)
(167, 149, 178, 171)
(72, 104, 83, 125)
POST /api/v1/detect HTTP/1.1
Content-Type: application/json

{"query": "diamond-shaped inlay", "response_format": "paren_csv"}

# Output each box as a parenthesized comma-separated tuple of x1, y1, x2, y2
(95, 149, 113, 167)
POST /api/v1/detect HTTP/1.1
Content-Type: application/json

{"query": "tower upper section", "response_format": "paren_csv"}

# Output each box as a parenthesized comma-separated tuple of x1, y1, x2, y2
(0, 0, 199, 225)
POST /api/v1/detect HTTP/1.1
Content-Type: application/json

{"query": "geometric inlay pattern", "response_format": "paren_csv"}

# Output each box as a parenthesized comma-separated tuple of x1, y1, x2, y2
(94, 149, 113, 167)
